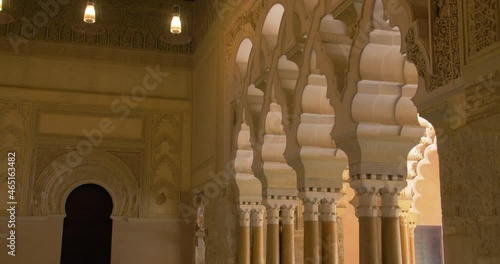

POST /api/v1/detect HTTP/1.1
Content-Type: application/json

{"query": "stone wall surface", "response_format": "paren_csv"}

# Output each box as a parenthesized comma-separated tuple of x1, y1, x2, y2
(423, 74, 500, 264)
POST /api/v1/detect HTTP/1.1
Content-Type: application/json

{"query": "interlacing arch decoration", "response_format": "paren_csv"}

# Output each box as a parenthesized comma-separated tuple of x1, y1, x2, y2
(226, 0, 438, 263)
(230, 37, 263, 207)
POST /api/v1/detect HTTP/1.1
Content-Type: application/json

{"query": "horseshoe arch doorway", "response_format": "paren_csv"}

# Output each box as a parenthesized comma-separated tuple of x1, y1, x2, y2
(60, 184, 113, 264)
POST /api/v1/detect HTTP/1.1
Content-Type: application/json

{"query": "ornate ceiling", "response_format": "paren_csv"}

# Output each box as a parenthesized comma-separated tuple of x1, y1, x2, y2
(0, 0, 203, 55)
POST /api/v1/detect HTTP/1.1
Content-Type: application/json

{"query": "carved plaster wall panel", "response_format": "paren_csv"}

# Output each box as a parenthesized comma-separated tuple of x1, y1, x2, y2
(464, 0, 500, 61)
(28, 106, 146, 217)
(0, 103, 32, 215)
(147, 112, 183, 217)
(410, 0, 460, 91)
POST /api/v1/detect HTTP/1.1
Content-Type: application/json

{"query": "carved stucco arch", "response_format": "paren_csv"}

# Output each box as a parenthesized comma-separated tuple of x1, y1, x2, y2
(254, 1, 287, 54)
(284, 4, 351, 188)
(380, 0, 431, 74)
(245, 1, 301, 195)
(230, 36, 264, 204)
(32, 151, 140, 217)
(325, 0, 425, 181)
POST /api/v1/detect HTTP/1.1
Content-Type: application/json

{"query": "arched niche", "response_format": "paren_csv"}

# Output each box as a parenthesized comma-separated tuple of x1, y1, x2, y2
(32, 151, 140, 217)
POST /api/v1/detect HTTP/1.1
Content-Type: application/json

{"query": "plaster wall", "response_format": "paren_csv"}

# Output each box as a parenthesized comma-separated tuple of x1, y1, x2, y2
(0, 48, 193, 263)
(191, 26, 219, 186)
(421, 75, 500, 264)
(0, 52, 192, 100)
(0, 216, 64, 264)
(0, 217, 192, 264)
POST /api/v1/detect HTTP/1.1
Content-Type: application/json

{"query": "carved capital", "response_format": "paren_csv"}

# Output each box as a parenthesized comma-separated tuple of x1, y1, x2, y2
(238, 207, 252, 227)
(280, 204, 296, 225)
(265, 205, 280, 225)
(320, 199, 337, 222)
(380, 187, 402, 218)
(251, 207, 265, 227)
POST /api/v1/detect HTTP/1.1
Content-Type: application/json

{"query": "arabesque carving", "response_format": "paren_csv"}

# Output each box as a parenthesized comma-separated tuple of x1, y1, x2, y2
(466, 0, 499, 57)
(148, 112, 183, 216)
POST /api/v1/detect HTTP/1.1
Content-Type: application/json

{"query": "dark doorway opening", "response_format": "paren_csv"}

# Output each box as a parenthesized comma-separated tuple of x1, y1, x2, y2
(61, 184, 113, 264)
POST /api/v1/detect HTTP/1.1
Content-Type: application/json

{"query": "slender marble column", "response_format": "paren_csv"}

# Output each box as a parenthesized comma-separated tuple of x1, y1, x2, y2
(238, 209, 251, 264)
(251, 208, 265, 264)
(320, 200, 338, 264)
(380, 188, 403, 264)
(399, 216, 410, 264)
(266, 206, 280, 264)
(398, 199, 412, 264)
(408, 220, 417, 264)
(355, 187, 380, 264)
(303, 197, 320, 264)
(281, 205, 296, 264)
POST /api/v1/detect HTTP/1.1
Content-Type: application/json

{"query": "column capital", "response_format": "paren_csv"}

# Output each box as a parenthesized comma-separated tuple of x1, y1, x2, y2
(238, 207, 251, 227)
(350, 180, 381, 218)
(320, 199, 338, 222)
(379, 181, 406, 218)
(299, 191, 321, 222)
(350, 179, 386, 194)
(266, 206, 280, 225)
(280, 204, 296, 225)
(238, 202, 263, 227)
(379, 181, 407, 194)
(299, 190, 344, 222)
(399, 197, 413, 225)
(263, 197, 298, 225)
(251, 207, 265, 227)
(380, 190, 400, 217)
(408, 211, 419, 235)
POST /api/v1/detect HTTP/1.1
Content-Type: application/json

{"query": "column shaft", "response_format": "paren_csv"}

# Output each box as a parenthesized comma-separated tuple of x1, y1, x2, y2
(267, 223, 280, 264)
(238, 225, 250, 264)
(303, 201, 320, 264)
(382, 217, 402, 264)
(281, 207, 295, 264)
(400, 218, 409, 264)
(409, 226, 416, 264)
(380, 189, 404, 264)
(266, 207, 280, 264)
(320, 200, 339, 264)
(252, 226, 264, 264)
(238, 210, 251, 264)
(359, 217, 380, 264)
(251, 209, 265, 264)
(304, 221, 320, 263)
(353, 187, 381, 264)
(321, 221, 338, 264)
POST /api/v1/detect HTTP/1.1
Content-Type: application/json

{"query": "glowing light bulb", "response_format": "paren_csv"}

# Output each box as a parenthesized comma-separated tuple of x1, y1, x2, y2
(0, 0, 3, 12)
(83, 2, 96, 24)
(170, 16, 181, 34)
(170, 5, 181, 34)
